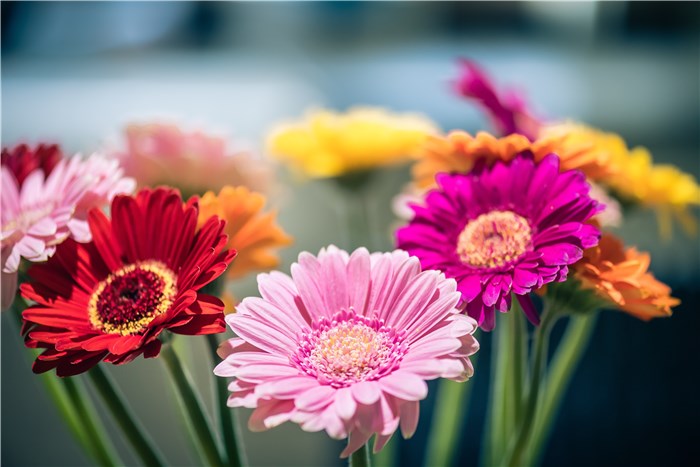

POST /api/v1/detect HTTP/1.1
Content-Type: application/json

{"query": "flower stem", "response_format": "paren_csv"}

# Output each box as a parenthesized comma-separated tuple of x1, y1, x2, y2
(501, 305, 558, 467)
(206, 333, 245, 467)
(424, 343, 479, 467)
(525, 314, 598, 466)
(350, 444, 372, 467)
(161, 343, 224, 467)
(10, 298, 120, 466)
(510, 305, 527, 426)
(373, 435, 395, 467)
(88, 364, 167, 467)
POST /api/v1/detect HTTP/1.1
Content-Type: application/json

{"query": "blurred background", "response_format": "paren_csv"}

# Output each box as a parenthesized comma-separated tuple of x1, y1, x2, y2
(2, 2, 699, 466)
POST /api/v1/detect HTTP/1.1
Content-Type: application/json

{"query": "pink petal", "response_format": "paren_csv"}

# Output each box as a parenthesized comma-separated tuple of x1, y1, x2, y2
(379, 372, 428, 401)
(295, 385, 337, 411)
(334, 387, 357, 420)
(399, 401, 420, 438)
(351, 381, 382, 405)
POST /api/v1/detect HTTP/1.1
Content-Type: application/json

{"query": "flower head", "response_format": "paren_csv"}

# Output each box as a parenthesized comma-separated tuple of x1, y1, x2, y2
(198, 186, 292, 279)
(115, 122, 271, 195)
(1, 143, 62, 187)
(574, 233, 680, 320)
(21, 188, 236, 376)
(398, 154, 601, 330)
(268, 107, 438, 178)
(214, 246, 478, 457)
(1, 150, 135, 310)
(454, 59, 541, 139)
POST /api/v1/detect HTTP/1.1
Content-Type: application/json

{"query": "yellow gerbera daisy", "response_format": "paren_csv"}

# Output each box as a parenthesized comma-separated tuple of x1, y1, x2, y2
(268, 107, 438, 178)
(198, 186, 292, 279)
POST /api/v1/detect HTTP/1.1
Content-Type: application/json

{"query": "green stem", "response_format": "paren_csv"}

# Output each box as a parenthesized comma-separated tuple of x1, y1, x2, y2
(62, 377, 120, 467)
(501, 306, 559, 467)
(161, 343, 224, 467)
(525, 314, 598, 466)
(206, 334, 244, 467)
(350, 443, 371, 467)
(510, 305, 527, 427)
(372, 434, 395, 467)
(483, 313, 515, 467)
(10, 298, 119, 466)
(88, 365, 166, 467)
(424, 341, 479, 467)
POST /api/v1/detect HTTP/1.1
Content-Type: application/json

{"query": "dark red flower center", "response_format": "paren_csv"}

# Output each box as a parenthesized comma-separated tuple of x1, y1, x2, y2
(457, 210, 532, 269)
(88, 261, 177, 335)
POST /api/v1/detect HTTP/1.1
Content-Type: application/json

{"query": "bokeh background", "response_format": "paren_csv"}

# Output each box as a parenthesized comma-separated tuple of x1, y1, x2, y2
(2, 2, 699, 466)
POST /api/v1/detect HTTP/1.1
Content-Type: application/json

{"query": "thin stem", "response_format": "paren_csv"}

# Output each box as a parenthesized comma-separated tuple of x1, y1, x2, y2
(62, 376, 120, 467)
(525, 314, 598, 466)
(206, 333, 244, 467)
(424, 341, 479, 467)
(161, 343, 224, 467)
(510, 305, 527, 427)
(10, 298, 119, 466)
(483, 313, 514, 467)
(350, 443, 371, 467)
(501, 306, 559, 467)
(88, 365, 166, 467)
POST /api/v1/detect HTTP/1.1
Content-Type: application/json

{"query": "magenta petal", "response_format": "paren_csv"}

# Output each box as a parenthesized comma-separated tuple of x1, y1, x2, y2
(516, 294, 540, 326)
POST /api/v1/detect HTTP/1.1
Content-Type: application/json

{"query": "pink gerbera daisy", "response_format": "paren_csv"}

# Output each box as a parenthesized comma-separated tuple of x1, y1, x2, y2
(214, 246, 479, 457)
(397, 154, 601, 330)
(1, 148, 135, 309)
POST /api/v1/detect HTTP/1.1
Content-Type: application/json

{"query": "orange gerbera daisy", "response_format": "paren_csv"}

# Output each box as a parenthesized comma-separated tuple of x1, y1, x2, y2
(412, 129, 616, 189)
(574, 233, 680, 321)
(198, 186, 292, 279)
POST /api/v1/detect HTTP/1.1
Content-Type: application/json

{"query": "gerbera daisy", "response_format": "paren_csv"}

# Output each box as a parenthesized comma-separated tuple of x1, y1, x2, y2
(574, 233, 680, 320)
(1, 143, 62, 187)
(197, 186, 292, 280)
(2, 149, 135, 310)
(397, 154, 601, 330)
(267, 107, 438, 178)
(21, 188, 236, 376)
(454, 59, 541, 140)
(115, 122, 271, 195)
(214, 246, 478, 457)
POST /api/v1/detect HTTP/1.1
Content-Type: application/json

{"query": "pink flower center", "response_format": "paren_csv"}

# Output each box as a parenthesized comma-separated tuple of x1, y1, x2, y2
(457, 210, 532, 269)
(293, 310, 408, 388)
(88, 260, 177, 336)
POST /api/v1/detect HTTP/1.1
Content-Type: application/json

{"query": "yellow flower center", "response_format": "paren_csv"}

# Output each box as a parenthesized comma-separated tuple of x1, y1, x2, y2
(457, 210, 532, 269)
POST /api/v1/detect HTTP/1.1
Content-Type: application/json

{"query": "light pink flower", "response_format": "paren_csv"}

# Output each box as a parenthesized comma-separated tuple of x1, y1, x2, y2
(1, 154, 135, 309)
(115, 122, 271, 194)
(214, 246, 479, 457)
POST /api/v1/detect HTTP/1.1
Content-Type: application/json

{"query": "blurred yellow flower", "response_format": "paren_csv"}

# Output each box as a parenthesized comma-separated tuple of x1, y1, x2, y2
(198, 186, 292, 280)
(544, 123, 700, 237)
(268, 107, 438, 178)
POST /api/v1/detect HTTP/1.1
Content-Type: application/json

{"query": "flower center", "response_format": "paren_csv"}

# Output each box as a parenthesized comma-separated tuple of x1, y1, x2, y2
(457, 210, 532, 269)
(292, 310, 408, 388)
(88, 260, 177, 336)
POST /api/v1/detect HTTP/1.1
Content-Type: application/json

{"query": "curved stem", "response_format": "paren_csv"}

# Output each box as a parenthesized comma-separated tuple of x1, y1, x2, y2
(525, 314, 598, 466)
(10, 298, 119, 466)
(161, 343, 224, 467)
(501, 306, 558, 467)
(350, 443, 371, 467)
(206, 334, 244, 467)
(88, 365, 166, 467)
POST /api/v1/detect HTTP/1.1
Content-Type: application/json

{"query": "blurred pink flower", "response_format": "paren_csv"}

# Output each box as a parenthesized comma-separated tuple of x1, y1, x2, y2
(215, 246, 479, 457)
(1, 152, 134, 310)
(454, 59, 541, 140)
(116, 123, 271, 194)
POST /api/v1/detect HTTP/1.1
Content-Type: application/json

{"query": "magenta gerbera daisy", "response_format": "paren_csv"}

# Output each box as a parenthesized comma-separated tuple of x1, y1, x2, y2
(214, 246, 479, 457)
(396, 154, 601, 331)
(21, 187, 236, 376)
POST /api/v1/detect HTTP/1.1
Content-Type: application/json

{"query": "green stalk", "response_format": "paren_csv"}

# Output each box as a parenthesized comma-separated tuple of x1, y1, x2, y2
(88, 365, 166, 467)
(373, 434, 395, 467)
(206, 334, 244, 467)
(525, 314, 597, 466)
(161, 344, 224, 467)
(483, 313, 515, 467)
(350, 443, 372, 467)
(10, 298, 119, 466)
(501, 305, 559, 467)
(424, 340, 479, 467)
(509, 305, 527, 427)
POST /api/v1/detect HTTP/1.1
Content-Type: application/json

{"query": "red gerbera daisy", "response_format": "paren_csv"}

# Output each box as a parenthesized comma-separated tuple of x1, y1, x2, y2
(21, 187, 236, 376)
